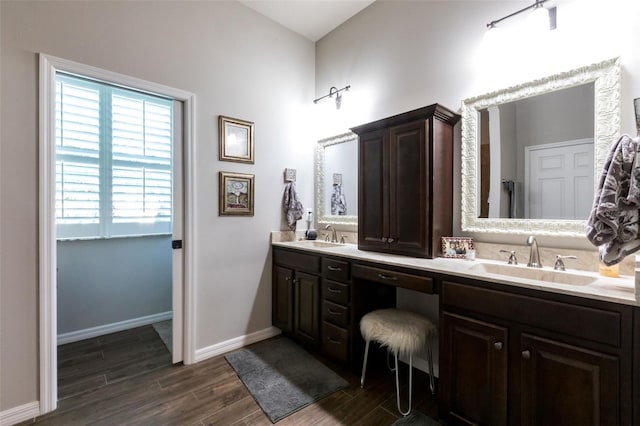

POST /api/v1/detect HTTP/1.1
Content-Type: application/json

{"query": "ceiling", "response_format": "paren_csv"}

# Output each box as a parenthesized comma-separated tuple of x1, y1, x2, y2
(238, 0, 375, 42)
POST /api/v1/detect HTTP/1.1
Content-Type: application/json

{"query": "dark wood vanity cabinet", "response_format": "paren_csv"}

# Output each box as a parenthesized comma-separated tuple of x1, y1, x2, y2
(272, 248, 322, 348)
(320, 257, 352, 363)
(351, 104, 460, 258)
(441, 312, 508, 426)
(440, 280, 633, 426)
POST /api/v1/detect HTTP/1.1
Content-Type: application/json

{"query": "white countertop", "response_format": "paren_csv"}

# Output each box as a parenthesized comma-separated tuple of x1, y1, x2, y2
(272, 239, 639, 307)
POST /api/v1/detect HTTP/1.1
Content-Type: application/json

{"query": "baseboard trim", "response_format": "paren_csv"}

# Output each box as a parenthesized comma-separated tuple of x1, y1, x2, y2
(195, 326, 282, 362)
(0, 401, 40, 426)
(57, 311, 173, 345)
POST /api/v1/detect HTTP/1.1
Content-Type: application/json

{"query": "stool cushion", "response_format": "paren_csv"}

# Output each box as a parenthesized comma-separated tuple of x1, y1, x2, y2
(360, 308, 436, 356)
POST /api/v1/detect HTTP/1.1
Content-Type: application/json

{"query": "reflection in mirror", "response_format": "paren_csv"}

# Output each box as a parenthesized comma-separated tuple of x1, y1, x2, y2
(315, 132, 358, 230)
(478, 83, 594, 220)
(461, 57, 621, 236)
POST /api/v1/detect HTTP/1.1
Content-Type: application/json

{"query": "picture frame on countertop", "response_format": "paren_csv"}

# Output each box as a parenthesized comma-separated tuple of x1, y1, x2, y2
(441, 237, 474, 259)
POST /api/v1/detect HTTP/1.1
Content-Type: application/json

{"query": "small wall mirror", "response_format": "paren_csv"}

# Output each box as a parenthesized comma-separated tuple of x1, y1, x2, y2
(461, 57, 621, 236)
(315, 132, 358, 231)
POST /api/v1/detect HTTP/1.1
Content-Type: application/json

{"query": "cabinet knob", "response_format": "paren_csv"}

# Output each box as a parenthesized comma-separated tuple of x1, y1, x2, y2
(387, 237, 394, 243)
(381, 237, 388, 243)
(522, 350, 531, 359)
(494, 342, 503, 350)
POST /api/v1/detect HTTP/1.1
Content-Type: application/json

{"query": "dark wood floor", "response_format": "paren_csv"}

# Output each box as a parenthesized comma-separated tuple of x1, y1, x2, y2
(22, 326, 441, 425)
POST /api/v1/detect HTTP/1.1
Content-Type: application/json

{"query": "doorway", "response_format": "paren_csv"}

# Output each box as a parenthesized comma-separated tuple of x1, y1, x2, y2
(39, 54, 196, 414)
(525, 139, 594, 219)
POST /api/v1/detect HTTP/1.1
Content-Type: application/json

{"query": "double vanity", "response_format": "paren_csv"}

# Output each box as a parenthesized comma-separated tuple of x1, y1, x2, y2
(271, 237, 639, 425)
(273, 56, 639, 425)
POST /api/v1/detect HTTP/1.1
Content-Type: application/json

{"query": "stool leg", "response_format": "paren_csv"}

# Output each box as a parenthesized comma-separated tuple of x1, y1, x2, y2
(360, 340, 370, 388)
(427, 342, 435, 394)
(395, 353, 412, 416)
(387, 348, 396, 372)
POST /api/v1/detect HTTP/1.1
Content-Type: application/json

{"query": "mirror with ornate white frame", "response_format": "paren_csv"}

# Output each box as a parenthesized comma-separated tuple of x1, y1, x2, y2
(461, 57, 621, 237)
(315, 132, 358, 231)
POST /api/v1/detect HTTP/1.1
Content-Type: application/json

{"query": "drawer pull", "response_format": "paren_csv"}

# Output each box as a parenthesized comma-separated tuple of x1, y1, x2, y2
(522, 350, 531, 359)
(328, 337, 341, 344)
(327, 287, 342, 293)
(327, 265, 342, 271)
(377, 273, 398, 281)
(387, 238, 395, 243)
(328, 309, 340, 315)
(494, 342, 503, 350)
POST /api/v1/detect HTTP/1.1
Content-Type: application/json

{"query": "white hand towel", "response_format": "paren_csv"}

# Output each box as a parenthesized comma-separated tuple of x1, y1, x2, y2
(283, 182, 304, 231)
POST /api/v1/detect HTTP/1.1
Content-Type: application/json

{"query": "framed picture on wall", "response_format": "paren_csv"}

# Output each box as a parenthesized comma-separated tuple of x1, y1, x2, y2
(219, 115, 254, 163)
(219, 171, 254, 216)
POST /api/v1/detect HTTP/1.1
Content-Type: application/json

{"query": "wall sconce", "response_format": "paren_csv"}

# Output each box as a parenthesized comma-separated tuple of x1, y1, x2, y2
(313, 85, 351, 110)
(486, 0, 556, 31)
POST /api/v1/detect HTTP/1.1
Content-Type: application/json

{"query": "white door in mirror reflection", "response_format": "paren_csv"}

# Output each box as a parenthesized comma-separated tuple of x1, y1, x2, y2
(525, 139, 593, 220)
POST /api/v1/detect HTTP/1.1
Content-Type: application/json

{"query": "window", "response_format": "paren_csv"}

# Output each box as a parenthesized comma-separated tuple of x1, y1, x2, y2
(56, 73, 173, 239)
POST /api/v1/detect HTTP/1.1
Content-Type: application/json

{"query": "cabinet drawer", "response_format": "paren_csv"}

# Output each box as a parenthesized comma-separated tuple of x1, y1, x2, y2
(321, 321, 349, 363)
(442, 281, 622, 347)
(273, 249, 320, 274)
(322, 258, 350, 282)
(322, 279, 350, 305)
(352, 264, 433, 293)
(323, 300, 349, 327)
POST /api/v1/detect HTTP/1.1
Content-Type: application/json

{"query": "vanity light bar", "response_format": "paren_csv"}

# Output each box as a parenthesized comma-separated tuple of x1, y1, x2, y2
(487, 0, 556, 30)
(313, 85, 351, 109)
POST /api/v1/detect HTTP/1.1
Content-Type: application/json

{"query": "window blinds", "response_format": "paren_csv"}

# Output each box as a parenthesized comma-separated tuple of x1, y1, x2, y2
(55, 73, 173, 239)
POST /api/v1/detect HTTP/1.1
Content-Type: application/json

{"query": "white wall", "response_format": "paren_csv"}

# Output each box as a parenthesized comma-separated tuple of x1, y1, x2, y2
(0, 0, 315, 413)
(57, 237, 172, 335)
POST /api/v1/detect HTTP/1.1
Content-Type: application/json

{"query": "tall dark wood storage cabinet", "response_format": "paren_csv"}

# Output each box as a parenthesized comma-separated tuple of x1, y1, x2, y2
(350, 104, 460, 258)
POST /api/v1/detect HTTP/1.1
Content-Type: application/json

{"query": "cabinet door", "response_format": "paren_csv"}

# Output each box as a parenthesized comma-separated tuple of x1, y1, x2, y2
(293, 271, 320, 347)
(388, 120, 428, 255)
(520, 333, 620, 426)
(358, 129, 389, 251)
(440, 312, 508, 426)
(272, 265, 293, 332)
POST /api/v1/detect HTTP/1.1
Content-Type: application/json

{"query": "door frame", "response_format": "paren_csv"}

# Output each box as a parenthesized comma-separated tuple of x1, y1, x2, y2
(38, 53, 197, 414)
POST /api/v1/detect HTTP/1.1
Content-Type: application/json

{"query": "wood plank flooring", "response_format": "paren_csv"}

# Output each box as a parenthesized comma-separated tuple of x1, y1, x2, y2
(21, 326, 441, 425)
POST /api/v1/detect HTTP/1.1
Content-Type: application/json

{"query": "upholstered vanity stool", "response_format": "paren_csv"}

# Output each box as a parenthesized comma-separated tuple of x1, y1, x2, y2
(359, 308, 437, 416)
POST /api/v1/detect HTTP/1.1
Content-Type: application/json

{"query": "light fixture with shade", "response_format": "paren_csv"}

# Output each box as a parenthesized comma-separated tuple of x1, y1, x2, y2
(313, 85, 351, 110)
(486, 0, 556, 31)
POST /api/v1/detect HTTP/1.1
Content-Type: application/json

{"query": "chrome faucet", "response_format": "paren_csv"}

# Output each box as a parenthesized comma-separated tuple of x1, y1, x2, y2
(499, 249, 518, 265)
(526, 235, 542, 268)
(325, 224, 338, 243)
(554, 255, 577, 271)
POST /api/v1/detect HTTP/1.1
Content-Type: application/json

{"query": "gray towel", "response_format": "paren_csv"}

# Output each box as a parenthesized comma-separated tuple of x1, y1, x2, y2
(283, 182, 304, 231)
(586, 134, 640, 265)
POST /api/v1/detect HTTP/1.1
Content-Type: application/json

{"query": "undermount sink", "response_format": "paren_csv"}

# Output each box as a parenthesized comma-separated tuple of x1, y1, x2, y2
(469, 262, 598, 286)
(292, 240, 343, 248)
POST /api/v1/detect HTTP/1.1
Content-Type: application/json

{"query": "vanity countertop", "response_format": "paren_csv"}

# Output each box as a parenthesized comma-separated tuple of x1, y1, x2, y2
(272, 238, 639, 307)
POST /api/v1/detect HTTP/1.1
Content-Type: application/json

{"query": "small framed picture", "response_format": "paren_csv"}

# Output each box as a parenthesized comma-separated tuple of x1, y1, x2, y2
(219, 115, 254, 163)
(441, 237, 474, 259)
(219, 171, 254, 216)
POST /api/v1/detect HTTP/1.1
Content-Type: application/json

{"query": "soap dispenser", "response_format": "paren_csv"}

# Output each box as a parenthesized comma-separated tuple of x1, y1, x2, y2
(304, 209, 317, 240)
